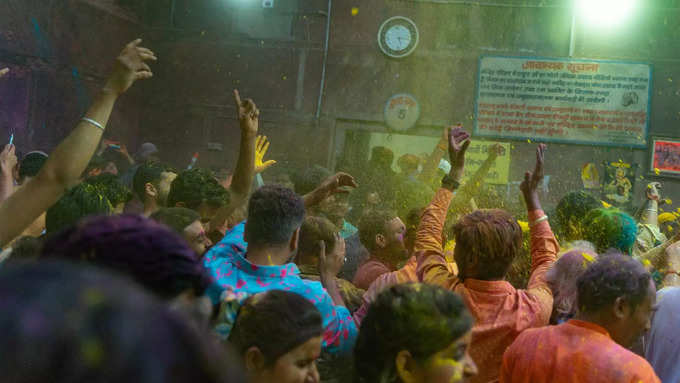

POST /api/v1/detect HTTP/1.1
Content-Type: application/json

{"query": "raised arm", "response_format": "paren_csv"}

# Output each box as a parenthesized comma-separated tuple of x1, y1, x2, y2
(662, 240, 680, 288)
(319, 234, 347, 308)
(416, 126, 470, 288)
(418, 128, 450, 184)
(451, 143, 502, 209)
(0, 39, 155, 246)
(521, 144, 559, 312)
(0, 69, 17, 202)
(209, 90, 258, 231)
(0, 144, 17, 202)
(317, 234, 359, 354)
(303, 172, 358, 209)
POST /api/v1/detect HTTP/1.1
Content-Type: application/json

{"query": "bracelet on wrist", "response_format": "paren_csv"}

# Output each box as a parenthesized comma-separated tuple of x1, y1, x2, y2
(81, 117, 105, 131)
(441, 174, 460, 191)
(664, 270, 680, 278)
(530, 215, 549, 227)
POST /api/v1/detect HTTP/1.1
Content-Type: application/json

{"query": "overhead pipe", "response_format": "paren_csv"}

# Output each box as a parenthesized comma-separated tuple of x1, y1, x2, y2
(315, 0, 332, 119)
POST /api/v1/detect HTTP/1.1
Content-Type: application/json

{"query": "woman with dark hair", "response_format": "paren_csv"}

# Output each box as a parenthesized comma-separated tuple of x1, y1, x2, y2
(0, 261, 243, 383)
(40, 214, 212, 303)
(354, 283, 477, 383)
(221, 289, 323, 383)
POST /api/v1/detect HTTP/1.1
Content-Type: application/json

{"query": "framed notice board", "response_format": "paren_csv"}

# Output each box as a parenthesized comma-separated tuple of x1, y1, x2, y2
(474, 55, 652, 148)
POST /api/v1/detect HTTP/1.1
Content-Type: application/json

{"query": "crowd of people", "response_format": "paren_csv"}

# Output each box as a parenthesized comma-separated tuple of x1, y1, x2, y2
(1, 39, 680, 383)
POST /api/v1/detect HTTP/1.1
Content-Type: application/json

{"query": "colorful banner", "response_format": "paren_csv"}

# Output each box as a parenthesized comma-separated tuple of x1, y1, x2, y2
(651, 138, 680, 176)
(474, 55, 652, 148)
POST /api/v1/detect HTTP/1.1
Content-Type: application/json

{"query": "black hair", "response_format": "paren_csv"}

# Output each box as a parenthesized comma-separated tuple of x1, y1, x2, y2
(41, 215, 211, 300)
(555, 191, 601, 242)
(167, 168, 229, 210)
(355, 283, 473, 383)
(8, 236, 43, 260)
(18, 152, 48, 180)
(358, 210, 397, 252)
(151, 207, 202, 235)
(369, 146, 394, 170)
(133, 161, 176, 200)
(102, 146, 132, 174)
(0, 261, 243, 383)
(293, 165, 332, 196)
(245, 185, 305, 247)
(577, 252, 651, 313)
(298, 216, 338, 258)
(229, 290, 322, 366)
(46, 183, 112, 234)
(85, 173, 133, 206)
(83, 155, 108, 175)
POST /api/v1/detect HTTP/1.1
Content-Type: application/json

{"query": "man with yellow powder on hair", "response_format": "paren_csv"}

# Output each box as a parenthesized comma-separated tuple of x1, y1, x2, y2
(415, 126, 558, 383)
(659, 211, 679, 240)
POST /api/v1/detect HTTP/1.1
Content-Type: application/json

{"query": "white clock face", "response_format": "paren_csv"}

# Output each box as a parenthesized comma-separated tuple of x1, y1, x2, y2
(385, 25, 412, 52)
(378, 16, 419, 58)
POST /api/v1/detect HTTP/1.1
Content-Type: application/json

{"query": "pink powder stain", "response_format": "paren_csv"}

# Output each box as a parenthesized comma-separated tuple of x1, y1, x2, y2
(270, 273, 276, 277)
(236, 279, 246, 289)
(256, 277, 271, 287)
(280, 269, 287, 278)
(250, 264, 259, 271)
(322, 329, 336, 345)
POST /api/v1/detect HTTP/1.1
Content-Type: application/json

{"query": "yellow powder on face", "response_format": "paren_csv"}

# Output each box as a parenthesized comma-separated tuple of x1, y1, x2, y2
(430, 355, 464, 383)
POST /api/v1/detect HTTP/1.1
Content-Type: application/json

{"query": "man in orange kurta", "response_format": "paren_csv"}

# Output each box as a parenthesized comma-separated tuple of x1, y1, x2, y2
(415, 139, 558, 383)
(501, 254, 660, 383)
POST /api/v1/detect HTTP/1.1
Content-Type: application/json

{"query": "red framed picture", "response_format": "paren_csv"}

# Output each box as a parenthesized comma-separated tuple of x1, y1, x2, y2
(650, 137, 680, 177)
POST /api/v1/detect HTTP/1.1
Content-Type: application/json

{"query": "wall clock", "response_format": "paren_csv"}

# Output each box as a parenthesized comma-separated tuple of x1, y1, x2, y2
(384, 93, 420, 132)
(377, 16, 419, 58)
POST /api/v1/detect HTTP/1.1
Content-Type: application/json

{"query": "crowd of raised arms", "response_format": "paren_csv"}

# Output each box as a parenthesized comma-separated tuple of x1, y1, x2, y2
(1, 40, 680, 383)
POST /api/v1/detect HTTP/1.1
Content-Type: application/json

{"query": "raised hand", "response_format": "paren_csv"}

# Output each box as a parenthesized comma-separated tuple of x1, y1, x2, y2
(0, 144, 17, 176)
(646, 182, 662, 201)
(318, 234, 346, 279)
(520, 144, 546, 211)
(321, 172, 358, 195)
(233, 89, 259, 136)
(0, 68, 8, 79)
(448, 125, 471, 181)
(254, 135, 276, 174)
(487, 143, 505, 159)
(104, 39, 156, 96)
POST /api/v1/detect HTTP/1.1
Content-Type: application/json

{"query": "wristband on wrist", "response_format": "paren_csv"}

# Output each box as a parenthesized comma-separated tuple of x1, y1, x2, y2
(530, 215, 549, 227)
(664, 270, 680, 278)
(441, 174, 460, 191)
(81, 117, 105, 131)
